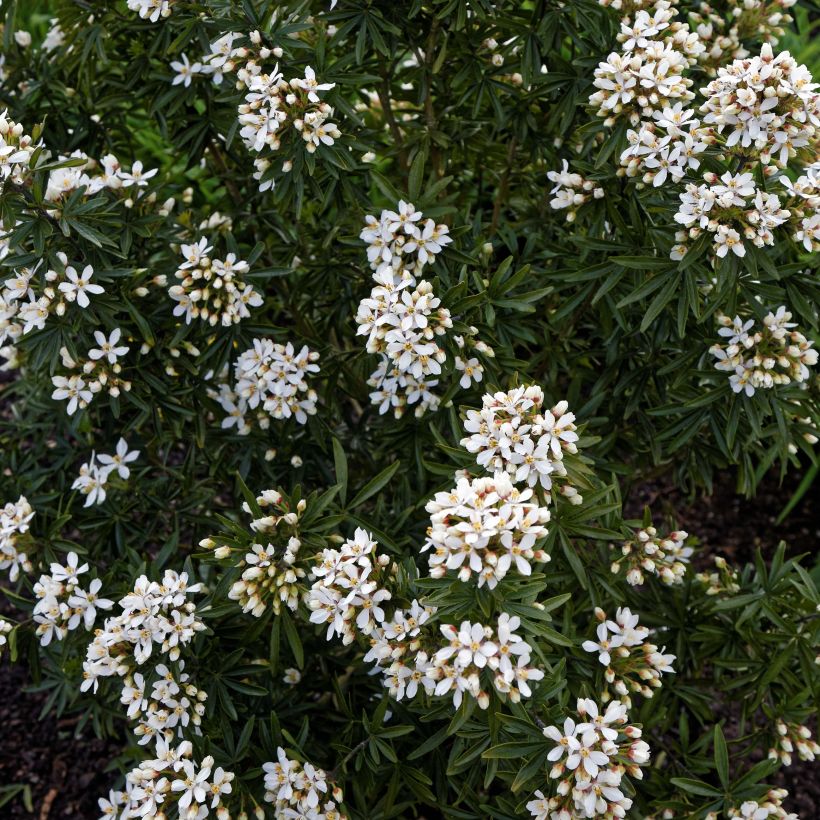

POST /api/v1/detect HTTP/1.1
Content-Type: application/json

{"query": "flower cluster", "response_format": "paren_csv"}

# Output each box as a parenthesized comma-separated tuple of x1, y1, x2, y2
(696, 555, 741, 595)
(611, 525, 692, 585)
(308, 528, 393, 644)
(699, 44, 819, 167)
(582, 607, 675, 706)
(460, 386, 582, 500)
(423, 472, 551, 589)
(97, 741, 234, 820)
(530, 699, 650, 819)
(620, 103, 709, 185)
(80, 569, 204, 693)
(426, 615, 544, 708)
(212, 338, 320, 432)
(239, 64, 341, 191)
(727, 790, 798, 820)
(304, 527, 546, 710)
(263, 747, 346, 818)
(784, 160, 820, 250)
(169, 237, 262, 327)
(214, 490, 310, 616)
(127, 0, 175, 22)
(672, 171, 792, 260)
(0, 109, 36, 183)
(709, 306, 817, 396)
(589, 1, 701, 125)
(2, 256, 110, 359)
(0, 495, 34, 581)
(71, 438, 140, 507)
(362, 599, 438, 701)
(547, 160, 604, 221)
(33, 552, 113, 646)
(356, 200, 481, 418)
(45, 152, 159, 204)
(127, 661, 208, 748)
(768, 719, 819, 766)
(51, 335, 133, 416)
(365, 613, 545, 710)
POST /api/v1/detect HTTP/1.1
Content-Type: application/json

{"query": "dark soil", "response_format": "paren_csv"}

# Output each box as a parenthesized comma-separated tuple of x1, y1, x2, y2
(0, 659, 121, 819)
(1, 468, 817, 818)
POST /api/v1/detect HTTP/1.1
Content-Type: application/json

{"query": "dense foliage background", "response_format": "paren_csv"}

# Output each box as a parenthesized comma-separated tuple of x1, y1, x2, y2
(0, 0, 818, 818)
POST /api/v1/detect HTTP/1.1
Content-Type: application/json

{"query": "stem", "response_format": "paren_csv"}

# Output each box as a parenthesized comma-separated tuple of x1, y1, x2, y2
(377, 63, 408, 173)
(329, 735, 370, 779)
(491, 137, 518, 234)
(208, 140, 243, 207)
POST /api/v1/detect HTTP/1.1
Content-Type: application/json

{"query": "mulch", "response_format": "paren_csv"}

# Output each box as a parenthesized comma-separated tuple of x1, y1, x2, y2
(1, 468, 817, 818)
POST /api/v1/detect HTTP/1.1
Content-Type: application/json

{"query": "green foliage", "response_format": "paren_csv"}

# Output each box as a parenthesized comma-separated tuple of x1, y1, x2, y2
(0, 1, 818, 819)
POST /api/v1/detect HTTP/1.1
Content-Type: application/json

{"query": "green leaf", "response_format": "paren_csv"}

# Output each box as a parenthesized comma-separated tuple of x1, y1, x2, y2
(714, 724, 729, 789)
(347, 460, 401, 509)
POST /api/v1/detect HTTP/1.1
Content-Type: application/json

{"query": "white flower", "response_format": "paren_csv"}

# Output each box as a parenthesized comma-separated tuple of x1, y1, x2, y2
(51, 374, 93, 415)
(88, 328, 129, 364)
(97, 438, 140, 480)
(58, 265, 104, 308)
(582, 622, 624, 666)
(171, 53, 203, 87)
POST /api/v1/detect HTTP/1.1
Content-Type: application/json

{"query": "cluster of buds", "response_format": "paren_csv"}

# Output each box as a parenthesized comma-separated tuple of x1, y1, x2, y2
(699, 44, 819, 167)
(33, 552, 113, 647)
(80, 569, 205, 693)
(696, 555, 741, 595)
(689, 1, 797, 75)
(209, 489, 309, 617)
(726, 790, 798, 819)
(589, 1, 701, 126)
(238, 62, 341, 192)
(611, 525, 693, 585)
(169, 237, 262, 327)
(50, 340, 133, 417)
(460, 385, 582, 501)
(546, 160, 604, 221)
(582, 607, 676, 706)
(98, 741, 235, 820)
(308, 528, 393, 644)
(768, 719, 819, 766)
(263, 747, 346, 819)
(0, 495, 34, 581)
(423, 473, 551, 589)
(672, 171, 792, 261)
(0, 109, 36, 184)
(710, 306, 817, 396)
(529, 698, 651, 819)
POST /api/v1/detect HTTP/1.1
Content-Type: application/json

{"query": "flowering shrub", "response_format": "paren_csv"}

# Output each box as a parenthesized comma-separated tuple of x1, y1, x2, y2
(0, 2, 818, 820)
